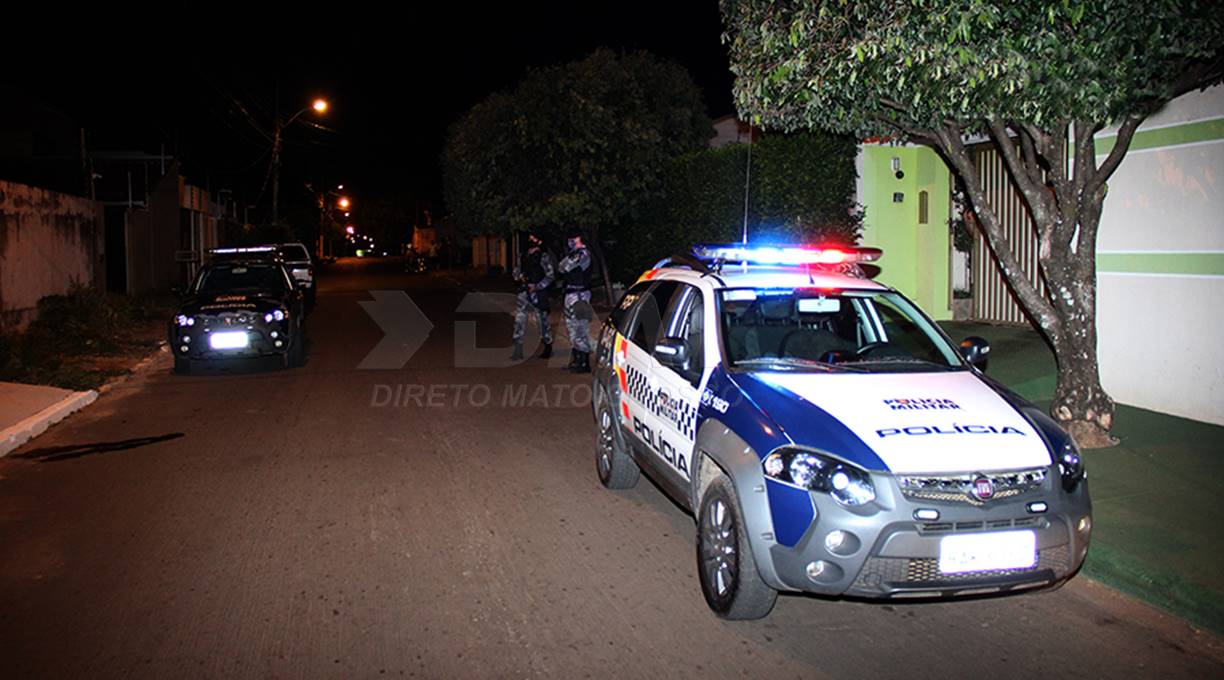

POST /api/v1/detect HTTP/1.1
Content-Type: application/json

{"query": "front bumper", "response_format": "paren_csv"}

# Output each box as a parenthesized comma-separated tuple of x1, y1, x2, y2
(169, 324, 293, 360)
(760, 471, 1091, 598)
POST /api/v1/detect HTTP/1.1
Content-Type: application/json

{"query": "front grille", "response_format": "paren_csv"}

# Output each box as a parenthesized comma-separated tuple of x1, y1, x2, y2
(918, 516, 1042, 535)
(851, 545, 1071, 591)
(899, 467, 1047, 506)
(203, 311, 257, 328)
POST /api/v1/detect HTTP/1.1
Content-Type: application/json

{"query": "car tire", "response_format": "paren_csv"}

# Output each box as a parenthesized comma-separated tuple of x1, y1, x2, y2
(287, 336, 304, 368)
(595, 392, 639, 490)
(173, 357, 192, 375)
(696, 475, 778, 620)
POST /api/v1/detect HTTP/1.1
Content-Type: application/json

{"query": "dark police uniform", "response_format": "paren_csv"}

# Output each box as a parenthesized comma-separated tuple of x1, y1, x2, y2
(557, 237, 593, 371)
(512, 243, 555, 359)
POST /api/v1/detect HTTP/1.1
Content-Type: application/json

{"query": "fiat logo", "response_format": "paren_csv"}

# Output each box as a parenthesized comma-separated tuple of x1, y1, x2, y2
(971, 476, 995, 501)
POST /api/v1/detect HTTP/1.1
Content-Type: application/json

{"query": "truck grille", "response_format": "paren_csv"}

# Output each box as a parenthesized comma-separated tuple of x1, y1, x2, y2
(898, 467, 1047, 506)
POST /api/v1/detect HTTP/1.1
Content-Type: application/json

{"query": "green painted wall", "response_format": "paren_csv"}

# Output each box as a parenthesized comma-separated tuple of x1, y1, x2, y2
(860, 144, 953, 320)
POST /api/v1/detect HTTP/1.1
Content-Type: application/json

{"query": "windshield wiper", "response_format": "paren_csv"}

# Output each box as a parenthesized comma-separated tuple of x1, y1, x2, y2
(734, 357, 866, 372)
(842, 357, 958, 371)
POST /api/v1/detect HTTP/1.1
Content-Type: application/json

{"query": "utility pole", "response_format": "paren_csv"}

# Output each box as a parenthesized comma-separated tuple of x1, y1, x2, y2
(271, 120, 283, 225)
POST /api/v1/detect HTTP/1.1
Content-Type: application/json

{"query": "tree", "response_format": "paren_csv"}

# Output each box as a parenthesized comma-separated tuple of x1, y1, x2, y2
(721, 0, 1224, 447)
(442, 49, 712, 302)
(614, 131, 863, 283)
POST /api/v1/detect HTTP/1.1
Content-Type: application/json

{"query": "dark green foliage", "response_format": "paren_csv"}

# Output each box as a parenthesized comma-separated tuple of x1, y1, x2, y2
(609, 131, 862, 283)
(442, 49, 712, 242)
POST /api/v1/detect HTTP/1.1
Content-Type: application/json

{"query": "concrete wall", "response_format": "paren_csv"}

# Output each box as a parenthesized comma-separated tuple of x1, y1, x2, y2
(858, 143, 953, 320)
(1094, 85, 1224, 426)
(0, 179, 104, 330)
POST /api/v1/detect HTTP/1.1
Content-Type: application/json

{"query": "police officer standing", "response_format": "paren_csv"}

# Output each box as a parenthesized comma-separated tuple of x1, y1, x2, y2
(511, 232, 556, 360)
(557, 231, 593, 373)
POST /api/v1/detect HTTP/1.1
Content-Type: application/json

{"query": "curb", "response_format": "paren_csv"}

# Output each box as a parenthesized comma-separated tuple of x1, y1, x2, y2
(0, 390, 98, 458)
(97, 342, 168, 395)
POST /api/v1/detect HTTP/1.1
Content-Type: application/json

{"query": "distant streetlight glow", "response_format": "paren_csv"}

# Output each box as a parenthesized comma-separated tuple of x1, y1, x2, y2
(339, 197, 351, 209)
(345, 225, 355, 234)
(313, 99, 329, 113)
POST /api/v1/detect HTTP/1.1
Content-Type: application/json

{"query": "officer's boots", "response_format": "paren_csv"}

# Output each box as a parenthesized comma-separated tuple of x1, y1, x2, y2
(540, 342, 552, 359)
(569, 351, 591, 374)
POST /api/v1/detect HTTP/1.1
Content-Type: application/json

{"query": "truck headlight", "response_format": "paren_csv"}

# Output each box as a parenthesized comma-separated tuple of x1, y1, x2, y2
(1058, 441, 1086, 492)
(763, 448, 876, 506)
(263, 309, 287, 323)
(175, 314, 195, 327)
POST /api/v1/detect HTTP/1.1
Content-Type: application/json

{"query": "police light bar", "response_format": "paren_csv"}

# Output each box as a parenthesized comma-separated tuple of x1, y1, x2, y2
(209, 246, 276, 254)
(692, 243, 882, 266)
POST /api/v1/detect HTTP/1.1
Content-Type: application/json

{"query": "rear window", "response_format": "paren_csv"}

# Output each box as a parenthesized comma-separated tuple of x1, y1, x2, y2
(278, 245, 311, 262)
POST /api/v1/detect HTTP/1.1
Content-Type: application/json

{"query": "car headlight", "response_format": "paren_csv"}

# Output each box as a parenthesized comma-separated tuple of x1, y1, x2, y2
(1058, 441, 1086, 492)
(175, 314, 195, 327)
(763, 448, 876, 506)
(263, 309, 287, 323)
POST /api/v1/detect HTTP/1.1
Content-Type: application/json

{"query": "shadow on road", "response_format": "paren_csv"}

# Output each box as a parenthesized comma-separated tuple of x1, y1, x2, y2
(16, 433, 185, 463)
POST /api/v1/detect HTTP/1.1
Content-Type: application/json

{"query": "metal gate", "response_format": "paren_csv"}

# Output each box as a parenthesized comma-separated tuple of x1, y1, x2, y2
(970, 145, 1046, 324)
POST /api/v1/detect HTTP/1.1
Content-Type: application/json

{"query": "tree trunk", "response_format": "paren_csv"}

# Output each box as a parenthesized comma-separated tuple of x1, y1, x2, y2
(586, 226, 617, 307)
(930, 117, 1140, 449)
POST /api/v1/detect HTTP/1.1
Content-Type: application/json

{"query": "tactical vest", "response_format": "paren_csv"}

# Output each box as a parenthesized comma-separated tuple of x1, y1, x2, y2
(524, 249, 548, 283)
(563, 248, 591, 291)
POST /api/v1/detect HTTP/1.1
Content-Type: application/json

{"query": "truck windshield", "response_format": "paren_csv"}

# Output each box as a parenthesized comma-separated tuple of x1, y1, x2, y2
(718, 288, 964, 372)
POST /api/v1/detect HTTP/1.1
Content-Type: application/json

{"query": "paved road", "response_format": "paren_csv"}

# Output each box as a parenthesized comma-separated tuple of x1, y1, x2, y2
(1, 258, 1221, 679)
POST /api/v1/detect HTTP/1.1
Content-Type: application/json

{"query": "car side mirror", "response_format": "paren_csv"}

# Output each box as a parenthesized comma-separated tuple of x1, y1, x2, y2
(959, 336, 991, 371)
(654, 337, 688, 370)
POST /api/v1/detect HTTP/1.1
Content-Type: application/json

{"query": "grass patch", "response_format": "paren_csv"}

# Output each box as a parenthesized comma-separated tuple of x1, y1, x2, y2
(1084, 541, 1224, 635)
(0, 288, 175, 391)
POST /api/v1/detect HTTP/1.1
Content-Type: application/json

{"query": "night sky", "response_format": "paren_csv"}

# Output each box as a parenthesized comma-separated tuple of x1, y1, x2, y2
(4, 3, 735, 213)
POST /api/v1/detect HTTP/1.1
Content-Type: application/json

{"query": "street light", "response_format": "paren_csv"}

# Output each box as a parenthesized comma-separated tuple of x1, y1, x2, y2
(338, 197, 351, 209)
(271, 97, 329, 225)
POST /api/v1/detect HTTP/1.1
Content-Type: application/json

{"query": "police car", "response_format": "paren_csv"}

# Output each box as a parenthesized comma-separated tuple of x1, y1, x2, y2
(169, 250, 306, 374)
(591, 244, 1091, 619)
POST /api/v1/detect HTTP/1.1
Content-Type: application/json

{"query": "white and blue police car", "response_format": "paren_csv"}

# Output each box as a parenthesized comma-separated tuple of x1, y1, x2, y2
(591, 243, 1091, 619)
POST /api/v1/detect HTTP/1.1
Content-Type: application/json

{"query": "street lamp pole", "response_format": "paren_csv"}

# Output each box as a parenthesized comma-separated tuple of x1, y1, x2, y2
(271, 98, 328, 225)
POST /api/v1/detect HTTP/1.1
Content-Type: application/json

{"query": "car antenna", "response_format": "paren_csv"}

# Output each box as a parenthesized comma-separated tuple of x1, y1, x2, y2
(740, 124, 753, 274)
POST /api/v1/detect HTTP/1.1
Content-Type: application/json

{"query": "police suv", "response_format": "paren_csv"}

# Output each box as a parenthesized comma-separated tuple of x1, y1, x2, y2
(591, 244, 1091, 619)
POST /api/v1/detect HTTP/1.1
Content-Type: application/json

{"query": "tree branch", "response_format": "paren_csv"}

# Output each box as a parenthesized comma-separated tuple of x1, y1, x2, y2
(1017, 125, 1044, 188)
(934, 123, 1061, 338)
(1086, 115, 1144, 197)
(986, 117, 1055, 232)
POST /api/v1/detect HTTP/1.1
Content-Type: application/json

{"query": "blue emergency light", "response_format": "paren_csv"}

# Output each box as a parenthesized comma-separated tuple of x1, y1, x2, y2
(692, 243, 882, 266)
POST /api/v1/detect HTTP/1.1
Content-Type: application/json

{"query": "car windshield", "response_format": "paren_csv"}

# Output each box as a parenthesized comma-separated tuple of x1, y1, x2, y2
(278, 245, 311, 262)
(194, 263, 289, 294)
(718, 288, 964, 372)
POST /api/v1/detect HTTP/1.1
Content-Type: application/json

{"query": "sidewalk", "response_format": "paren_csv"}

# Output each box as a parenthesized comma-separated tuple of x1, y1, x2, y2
(942, 321, 1224, 635)
(0, 382, 97, 458)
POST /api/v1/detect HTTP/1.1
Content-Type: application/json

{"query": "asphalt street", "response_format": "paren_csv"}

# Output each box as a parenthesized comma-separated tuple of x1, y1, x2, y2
(1, 257, 1221, 679)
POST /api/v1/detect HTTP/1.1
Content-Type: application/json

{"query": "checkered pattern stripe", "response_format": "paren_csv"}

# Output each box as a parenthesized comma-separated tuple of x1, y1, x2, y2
(623, 362, 698, 442)
(624, 362, 654, 410)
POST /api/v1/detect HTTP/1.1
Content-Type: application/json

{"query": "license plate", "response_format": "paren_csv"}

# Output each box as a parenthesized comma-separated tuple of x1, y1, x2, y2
(209, 331, 249, 350)
(939, 530, 1036, 574)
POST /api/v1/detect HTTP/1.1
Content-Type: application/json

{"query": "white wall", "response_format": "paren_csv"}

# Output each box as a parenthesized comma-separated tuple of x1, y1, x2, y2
(1096, 85, 1224, 425)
